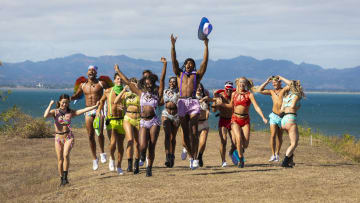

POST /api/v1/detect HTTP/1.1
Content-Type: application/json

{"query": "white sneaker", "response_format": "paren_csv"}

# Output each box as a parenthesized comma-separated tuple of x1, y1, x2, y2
(109, 159, 115, 171)
(100, 153, 107, 163)
(269, 155, 276, 162)
(181, 148, 187, 160)
(93, 158, 99, 171)
(221, 162, 227, 167)
(117, 168, 124, 175)
(193, 159, 199, 168)
(274, 154, 280, 162)
(189, 158, 194, 169)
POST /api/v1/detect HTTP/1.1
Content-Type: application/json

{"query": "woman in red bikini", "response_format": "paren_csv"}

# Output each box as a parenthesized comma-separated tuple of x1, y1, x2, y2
(44, 94, 99, 186)
(217, 77, 268, 168)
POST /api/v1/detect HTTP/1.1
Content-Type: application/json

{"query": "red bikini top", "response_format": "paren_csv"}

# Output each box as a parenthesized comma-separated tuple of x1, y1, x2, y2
(233, 91, 251, 107)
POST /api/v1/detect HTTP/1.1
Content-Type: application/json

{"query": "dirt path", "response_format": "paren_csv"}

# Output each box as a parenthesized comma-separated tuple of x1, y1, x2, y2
(1, 129, 359, 202)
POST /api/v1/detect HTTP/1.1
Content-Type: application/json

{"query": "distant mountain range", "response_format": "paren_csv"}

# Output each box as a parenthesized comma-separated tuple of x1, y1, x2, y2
(0, 53, 359, 91)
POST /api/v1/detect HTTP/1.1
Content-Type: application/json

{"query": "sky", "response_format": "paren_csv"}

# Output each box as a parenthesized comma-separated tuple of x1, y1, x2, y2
(1, 0, 360, 69)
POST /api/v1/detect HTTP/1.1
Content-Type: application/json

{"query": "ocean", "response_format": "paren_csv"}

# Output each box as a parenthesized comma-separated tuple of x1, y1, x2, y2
(0, 88, 359, 138)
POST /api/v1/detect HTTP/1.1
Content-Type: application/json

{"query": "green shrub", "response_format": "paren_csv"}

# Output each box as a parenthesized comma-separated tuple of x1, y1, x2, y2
(0, 106, 53, 138)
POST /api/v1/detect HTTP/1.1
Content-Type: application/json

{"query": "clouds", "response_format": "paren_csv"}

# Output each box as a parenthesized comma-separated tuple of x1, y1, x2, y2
(1, 0, 360, 68)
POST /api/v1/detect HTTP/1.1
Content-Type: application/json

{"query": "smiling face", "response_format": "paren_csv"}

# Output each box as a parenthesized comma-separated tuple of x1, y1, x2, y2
(114, 75, 121, 86)
(59, 99, 70, 110)
(185, 61, 195, 72)
(236, 78, 247, 91)
(87, 68, 97, 80)
(145, 78, 153, 91)
(272, 80, 281, 90)
(169, 78, 177, 89)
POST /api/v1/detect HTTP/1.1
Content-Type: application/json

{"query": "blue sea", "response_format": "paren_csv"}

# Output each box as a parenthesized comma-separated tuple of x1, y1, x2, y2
(1, 88, 359, 138)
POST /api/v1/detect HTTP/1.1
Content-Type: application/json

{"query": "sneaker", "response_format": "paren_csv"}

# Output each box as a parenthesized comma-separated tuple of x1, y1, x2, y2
(274, 154, 280, 162)
(100, 153, 107, 163)
(181, 148, 187, 160)
(221, 162, 227, 168)
(189, 158, 194, 169)
(117, 168, 124, 175)
(93, 158, 99, 171)
(139, 159, 144, 167)
(192, 159, 199, 170)
(109, 159, 115, 171)
(268, 155, 276, 162)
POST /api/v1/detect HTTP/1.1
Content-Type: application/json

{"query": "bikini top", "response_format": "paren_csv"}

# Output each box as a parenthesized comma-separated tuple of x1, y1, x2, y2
(125, 92, 140, 108)
(163, 88, 179, 104)
(282, 92, 300, 108)
(54, 109, 72, 129)
(179, 71, 197, 97)
(140, 92, 159, 112)
(233, 91, 251, 107)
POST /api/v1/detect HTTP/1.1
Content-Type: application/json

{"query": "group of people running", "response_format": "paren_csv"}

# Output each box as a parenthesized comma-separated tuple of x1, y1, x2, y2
(43, 35, 305, 186)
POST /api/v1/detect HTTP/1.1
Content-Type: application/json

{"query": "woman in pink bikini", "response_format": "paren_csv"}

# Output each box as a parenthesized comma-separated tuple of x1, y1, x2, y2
(44, 94, 99, 186)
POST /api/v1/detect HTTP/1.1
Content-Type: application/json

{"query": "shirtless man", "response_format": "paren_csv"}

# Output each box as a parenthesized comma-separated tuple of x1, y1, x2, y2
(97, 73, 126, 175)
(170, 34, 209, 169)
(71, 65, 108, 170)
(212, 81, 236, 167)
(258, 76, 283, 162)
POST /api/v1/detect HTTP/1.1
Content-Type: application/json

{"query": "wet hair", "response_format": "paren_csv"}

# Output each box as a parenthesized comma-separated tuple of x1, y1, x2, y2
(56, 94, 71, 112)
(289, 80, 305, 99)
(138, 73, 159, 93)
(235, 77, 254, 92)
(181, 58, 196, 72)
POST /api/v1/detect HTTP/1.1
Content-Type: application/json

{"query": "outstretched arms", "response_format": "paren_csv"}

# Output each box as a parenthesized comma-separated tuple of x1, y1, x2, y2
(158, 57, 167, 100)
(74, 101, 99, 116)
(171, 34, 181, 76)
(197, 38, 209, 81)
(114, 64, 142, 97)
(70, 85, 84, 101)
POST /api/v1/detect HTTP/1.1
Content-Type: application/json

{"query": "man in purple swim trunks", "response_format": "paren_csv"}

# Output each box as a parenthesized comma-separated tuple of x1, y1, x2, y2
(170, 34, 209, 169)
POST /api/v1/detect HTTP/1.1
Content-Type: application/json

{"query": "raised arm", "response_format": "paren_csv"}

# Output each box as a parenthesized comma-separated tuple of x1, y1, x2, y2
(171, 34, 181, 76)
(249, 93, 268, 124)
(74, 101, 99, 116)
(158, 57, 167, 100)
(70, 84, 84, 101)
(197, 38, 209, 81)
(43, 100, 55, 118)
(258, 77, 272, 95)
(114, 64, 142, 96)
(278, 75, 292, 86)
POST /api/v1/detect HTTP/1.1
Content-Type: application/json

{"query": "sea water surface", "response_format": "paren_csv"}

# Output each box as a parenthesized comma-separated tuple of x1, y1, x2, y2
(0, 89, 359, 138)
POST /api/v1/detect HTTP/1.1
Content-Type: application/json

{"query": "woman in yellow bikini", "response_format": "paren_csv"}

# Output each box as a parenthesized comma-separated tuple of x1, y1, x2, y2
(115, 78, 141, 174)
(44, 94, 99, 186)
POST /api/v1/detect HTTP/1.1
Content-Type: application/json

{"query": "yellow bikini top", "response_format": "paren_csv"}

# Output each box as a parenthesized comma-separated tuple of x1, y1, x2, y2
(125, 92, 140, 108)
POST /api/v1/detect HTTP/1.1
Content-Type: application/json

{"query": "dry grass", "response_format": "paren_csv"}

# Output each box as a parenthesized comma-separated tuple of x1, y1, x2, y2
(1, 128, 360, 202)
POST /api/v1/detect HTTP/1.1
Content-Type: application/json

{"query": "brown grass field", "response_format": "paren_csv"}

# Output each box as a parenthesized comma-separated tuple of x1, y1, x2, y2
(1, 128, 359, 202)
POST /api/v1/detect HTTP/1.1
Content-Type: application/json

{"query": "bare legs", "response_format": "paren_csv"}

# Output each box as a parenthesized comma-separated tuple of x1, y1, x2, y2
(163, 117, 179, 167)
(55, 138, 73, 185)
(269, 124, 283, 159)
(85, 116, 105, 160)
(139, 125, 160, 176)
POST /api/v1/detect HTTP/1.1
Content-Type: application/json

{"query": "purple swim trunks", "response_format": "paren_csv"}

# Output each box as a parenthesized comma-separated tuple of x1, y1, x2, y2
(177, 98, 201, 117)
(140, 115, 161, 129)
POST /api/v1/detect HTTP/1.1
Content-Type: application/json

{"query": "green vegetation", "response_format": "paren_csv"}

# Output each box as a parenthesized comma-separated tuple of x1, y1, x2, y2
(298, 126, 360, 162)
(0, 106, 52, 138)
(0, 90, 11, 101)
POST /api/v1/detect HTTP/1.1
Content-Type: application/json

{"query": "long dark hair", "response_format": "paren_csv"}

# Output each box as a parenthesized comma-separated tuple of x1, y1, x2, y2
(56, 94, 71, 112)
(181, 58, 196, 72)
(138, 73, 159, 94)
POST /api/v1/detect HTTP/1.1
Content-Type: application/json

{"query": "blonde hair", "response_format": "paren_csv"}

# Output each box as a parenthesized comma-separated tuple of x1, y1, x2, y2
(235, 77, 254, 92)
(289, 80, 305, 98)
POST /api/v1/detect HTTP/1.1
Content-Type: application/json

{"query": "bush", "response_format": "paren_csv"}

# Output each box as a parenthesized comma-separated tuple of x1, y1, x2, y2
(0, 106, 53, 138)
